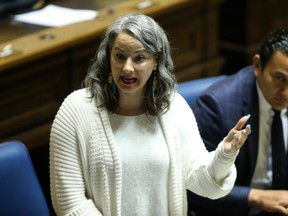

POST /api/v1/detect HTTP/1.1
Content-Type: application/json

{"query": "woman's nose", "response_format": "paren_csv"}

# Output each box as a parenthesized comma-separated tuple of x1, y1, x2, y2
(123, 58, 134, 73)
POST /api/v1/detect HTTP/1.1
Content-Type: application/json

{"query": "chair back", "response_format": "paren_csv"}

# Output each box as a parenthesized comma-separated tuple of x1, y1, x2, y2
(177, 75, 227, 107)
(0, 140, 50, 216)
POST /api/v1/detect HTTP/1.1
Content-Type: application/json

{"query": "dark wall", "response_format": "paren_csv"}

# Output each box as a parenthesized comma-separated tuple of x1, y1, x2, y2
(219, 0, 288, 74)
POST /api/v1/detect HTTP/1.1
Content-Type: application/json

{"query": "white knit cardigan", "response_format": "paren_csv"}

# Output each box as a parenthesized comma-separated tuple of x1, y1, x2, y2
(50, 88, 237, 216)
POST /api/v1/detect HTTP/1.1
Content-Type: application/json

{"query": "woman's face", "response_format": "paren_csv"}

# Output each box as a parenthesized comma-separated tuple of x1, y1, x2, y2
(253, 51, 288, 110)
(110, 32, 157, 98)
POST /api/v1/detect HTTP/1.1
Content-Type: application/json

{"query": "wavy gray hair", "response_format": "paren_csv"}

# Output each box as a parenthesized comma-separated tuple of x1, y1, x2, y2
(84, 13, 176, 115)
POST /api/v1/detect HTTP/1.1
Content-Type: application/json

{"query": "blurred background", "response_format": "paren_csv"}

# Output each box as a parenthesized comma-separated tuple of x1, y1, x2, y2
(1, 0, 288, 215)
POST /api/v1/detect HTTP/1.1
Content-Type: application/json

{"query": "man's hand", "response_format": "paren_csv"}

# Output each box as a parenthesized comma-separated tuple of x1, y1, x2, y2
(249, 189, 288, 215)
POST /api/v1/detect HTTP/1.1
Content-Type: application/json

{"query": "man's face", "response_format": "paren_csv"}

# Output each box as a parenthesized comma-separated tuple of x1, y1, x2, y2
(253, 51, 288, 110)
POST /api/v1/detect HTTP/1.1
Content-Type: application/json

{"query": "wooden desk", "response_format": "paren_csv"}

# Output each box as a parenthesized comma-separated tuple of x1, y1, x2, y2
(0, 0, 224, 150)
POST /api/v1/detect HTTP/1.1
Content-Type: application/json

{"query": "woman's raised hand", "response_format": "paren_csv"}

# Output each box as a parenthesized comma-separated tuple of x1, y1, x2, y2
(224, 115, 251, 154)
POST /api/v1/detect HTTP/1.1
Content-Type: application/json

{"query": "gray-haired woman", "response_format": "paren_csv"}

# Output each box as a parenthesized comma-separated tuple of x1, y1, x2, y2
(50, 13, 251, 216)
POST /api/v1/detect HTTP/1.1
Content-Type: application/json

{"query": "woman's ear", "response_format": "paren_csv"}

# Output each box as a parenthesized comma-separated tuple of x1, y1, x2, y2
(154, 56, 159, 70)
(154, 62, 158, 71)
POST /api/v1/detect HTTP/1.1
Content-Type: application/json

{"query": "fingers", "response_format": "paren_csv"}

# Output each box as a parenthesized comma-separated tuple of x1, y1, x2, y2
(233, 114, 251, 144)
(231, 124, 251, 150)
(242, 124, 251, 138)
(231, 134, 240, 150)
(224, 115, 252, 153)
(233, 114, 251, 130)
(280, 206, 288, 216)
(226, 115, 251, 142)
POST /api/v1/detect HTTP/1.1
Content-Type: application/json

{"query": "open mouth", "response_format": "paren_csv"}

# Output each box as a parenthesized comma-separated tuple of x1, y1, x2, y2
(121, 76, 137, 84)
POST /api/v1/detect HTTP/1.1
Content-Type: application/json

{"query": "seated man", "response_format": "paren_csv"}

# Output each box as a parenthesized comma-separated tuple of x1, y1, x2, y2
(188, 27, 288, 216)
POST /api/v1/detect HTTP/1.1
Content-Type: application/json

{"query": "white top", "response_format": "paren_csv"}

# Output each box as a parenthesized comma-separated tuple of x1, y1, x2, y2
(109, 113, 169, 215)
(50, 88, 238, 216)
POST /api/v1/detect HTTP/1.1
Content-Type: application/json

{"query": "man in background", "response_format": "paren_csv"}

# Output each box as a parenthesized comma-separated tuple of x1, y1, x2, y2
(188, 28, 288, 216)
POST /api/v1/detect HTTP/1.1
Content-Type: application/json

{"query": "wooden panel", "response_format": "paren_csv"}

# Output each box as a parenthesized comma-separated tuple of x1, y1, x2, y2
(156, 4, 204, 72)
(0, 53, 69, 149)
(153, 0, 224, 79)
(219, 0, 288, 73)
(69, 38, 101, 91)
(176, 56, 225, 82)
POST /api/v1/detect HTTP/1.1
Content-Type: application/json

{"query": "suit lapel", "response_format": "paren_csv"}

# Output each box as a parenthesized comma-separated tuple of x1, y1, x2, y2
(243, 76, 260, 181)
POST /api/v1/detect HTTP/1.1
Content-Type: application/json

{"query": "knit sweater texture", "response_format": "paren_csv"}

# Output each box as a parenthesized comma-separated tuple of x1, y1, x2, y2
(50, 88, 237, 216)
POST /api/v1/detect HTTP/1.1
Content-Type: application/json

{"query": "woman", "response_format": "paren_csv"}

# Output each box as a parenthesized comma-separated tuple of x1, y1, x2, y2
(50, 13, 251, 216)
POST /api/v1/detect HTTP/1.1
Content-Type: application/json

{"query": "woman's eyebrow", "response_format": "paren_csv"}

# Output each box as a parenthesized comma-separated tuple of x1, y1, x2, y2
(113, 46, 123, 51)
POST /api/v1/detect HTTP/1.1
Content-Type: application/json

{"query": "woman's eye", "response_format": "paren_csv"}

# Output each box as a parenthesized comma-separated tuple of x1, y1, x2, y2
(135, 55, 145, 62)
(115, 54, 125, 61)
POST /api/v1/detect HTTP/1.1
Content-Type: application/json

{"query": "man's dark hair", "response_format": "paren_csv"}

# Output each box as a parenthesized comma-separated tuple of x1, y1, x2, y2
(260, 27, 288, 69)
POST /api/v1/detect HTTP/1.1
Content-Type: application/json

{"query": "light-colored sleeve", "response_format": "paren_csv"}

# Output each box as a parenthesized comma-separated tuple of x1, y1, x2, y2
(172, 93, 237, 199)
(49, 91, 102, 216)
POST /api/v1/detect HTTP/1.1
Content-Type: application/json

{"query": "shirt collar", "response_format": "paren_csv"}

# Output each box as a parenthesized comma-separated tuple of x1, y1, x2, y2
(256, 82, 271, 115)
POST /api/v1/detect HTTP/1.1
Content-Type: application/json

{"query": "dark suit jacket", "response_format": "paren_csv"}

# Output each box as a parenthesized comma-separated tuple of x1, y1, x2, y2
(188, 66, 263, 216)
